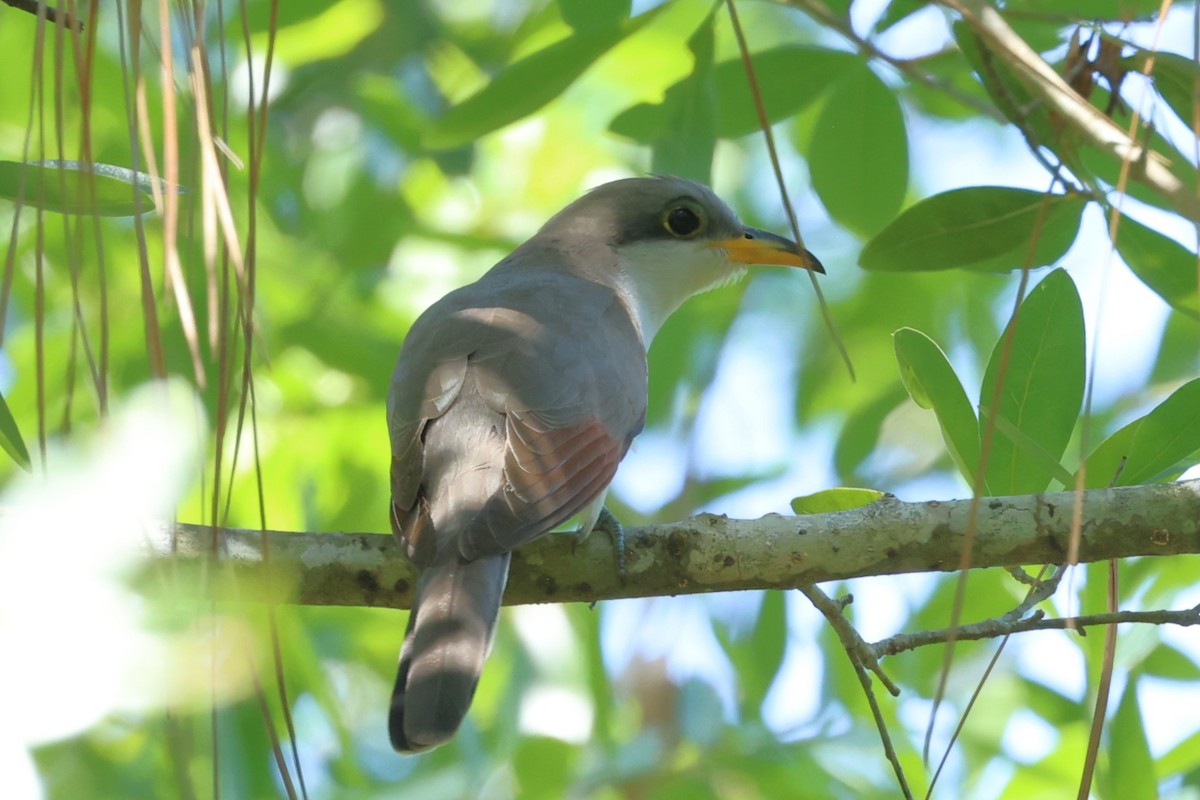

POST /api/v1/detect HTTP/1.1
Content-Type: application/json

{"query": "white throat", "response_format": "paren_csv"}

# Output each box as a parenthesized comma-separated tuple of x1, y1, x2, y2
(608, 240, 744, 349)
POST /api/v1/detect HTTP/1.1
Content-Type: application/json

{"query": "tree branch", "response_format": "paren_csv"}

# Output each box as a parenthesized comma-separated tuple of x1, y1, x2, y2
(938, 0, 1200, 223)
(150, 479, 1200, 608)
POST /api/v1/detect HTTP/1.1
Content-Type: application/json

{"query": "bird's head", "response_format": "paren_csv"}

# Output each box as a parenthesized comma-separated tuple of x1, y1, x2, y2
(526, 175, 824, 344)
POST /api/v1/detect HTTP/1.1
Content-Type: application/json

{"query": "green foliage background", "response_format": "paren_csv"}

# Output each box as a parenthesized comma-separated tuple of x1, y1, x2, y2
(2, 0, 1200, 797)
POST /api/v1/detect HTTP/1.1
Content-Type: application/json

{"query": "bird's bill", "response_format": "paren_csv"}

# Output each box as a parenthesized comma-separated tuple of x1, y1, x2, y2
(712, 228, 825, 273)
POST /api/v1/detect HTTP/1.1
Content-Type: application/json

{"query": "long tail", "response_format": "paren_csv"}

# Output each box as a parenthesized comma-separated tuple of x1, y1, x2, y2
(389, 552, 511, 752)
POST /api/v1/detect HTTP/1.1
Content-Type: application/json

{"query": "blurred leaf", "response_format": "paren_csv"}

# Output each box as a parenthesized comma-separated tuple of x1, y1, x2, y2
(1128, 50, 1200, 129)
(808, 63, 908, 237)
(1113, 215, 1200, 319)
(875, 0, 925, 32)
(514, 736, 577, 797)
(261, 0, 384, 66)
(0, 160, 165, 216)
(677, 678, 724, 746)
(893, 327, 981, 485)
(980, 268, 1084, 495)
(834, 386, 907, 480)
(558, 0, 629, 31)
(1103, 675, 1156, 800)
(955, 23, 1060, 150)
(791, 487, 884, 514)
(650, 11, 716, 183)
(1160, 730, 1200, 779)
(1142, 642, 1200, 681)
(714, 591, 787, 722)
(1003, 0, 1166, 20)
(425, 11, 659, 149)
(0, 391, 31, 471)
(611, 46, 856, 142)
(646, 282, 745, 427)
(1082, 378, 1200, 487)
(859, 188, 1087, 272)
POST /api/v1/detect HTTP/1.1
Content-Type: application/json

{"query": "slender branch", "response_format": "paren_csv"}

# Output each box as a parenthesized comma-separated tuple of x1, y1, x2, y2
(801, 585, 912, 800)
(144, 479, 1200, 608)
(3, 0, 83, 30)
(873, 604, 1200, 658)
(938, 0, 1200, 223)
(786, 0, 1005, 122)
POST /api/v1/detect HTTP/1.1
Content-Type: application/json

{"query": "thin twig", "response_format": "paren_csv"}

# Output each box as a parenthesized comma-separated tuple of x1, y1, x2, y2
(3, 0, 83, 30)
(800, 585, 911, 800)
(786, 0, 1003, 122)
(724, 0, 856, 381)
(873, 604, 1200, 658)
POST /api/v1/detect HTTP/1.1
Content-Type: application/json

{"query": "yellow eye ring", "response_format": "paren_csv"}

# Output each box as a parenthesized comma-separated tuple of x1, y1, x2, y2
(663, 200, 707, 238)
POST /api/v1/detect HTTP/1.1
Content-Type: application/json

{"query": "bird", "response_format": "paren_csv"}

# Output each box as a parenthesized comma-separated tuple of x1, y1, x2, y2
(386, 175, 823, 752)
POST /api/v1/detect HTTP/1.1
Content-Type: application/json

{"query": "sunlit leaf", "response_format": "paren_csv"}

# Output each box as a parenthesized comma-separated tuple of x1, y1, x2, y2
(0, 391, 30, 471)
(859, 188, 1087, 272)
(790, 487, 884, 514)
(611, 45, 856, 142)
(808, 62, 908, 237)
(979, 268, 1084, 495)
(893, 327, 980, 486)
(0, 160, 165, 216)
(425, 11, 659, 150)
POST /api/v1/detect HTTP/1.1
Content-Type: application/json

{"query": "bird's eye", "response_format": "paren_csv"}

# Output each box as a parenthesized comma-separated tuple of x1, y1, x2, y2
(664, 203, 704, 238)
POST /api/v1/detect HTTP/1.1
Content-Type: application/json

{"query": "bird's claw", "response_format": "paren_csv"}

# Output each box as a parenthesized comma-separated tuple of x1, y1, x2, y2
(576, 505, 626, 579)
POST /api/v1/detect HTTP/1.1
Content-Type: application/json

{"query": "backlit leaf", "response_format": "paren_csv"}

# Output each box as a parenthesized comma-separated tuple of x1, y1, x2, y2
(860, 188, 1086, 272)
(979, 269, 1084, 494)
(893, 327, 980, 486)
(0, 160, 165, 216)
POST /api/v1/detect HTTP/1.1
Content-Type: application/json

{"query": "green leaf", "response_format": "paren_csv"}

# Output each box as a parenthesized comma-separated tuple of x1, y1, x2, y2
(1003, 0, 1166, 21)
(717, 591, 788, 720)
(610, 46, 856, 142)
(982, 405, 1076, 488)
(1113, 215, 1200, 319)
(893, 327, 980, 486)
(0, 391, 31, 471)
(0, 160, 165, 216)
(649, 11, 716, 183)
(1141, 642, 1200, 681)
(1103, 676, 1156, 800)
(1128, 50, 1200, 129)
(834, 387, 907, 480)
(425, 12, 657, 150)
(1082, 378, 1200, 488)
(790, 487, 884, 514)
(808, 63, 908, 237)
(859, 188, 1087, 272)
(513, 736, 577, 796)
(875, 0, 925, 33)
(979, 268, 1085, 495)
(558, 0, 629, 31)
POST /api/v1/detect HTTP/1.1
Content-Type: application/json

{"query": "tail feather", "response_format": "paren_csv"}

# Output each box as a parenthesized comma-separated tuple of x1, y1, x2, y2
(389, 552, 511, 752)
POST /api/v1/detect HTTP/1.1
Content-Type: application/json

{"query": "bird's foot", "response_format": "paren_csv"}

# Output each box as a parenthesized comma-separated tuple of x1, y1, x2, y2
(575, 505, 626, 580)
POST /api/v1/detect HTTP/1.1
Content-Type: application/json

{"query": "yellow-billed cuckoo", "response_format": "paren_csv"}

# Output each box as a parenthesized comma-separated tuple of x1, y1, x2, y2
(387, 176, 822, 752)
